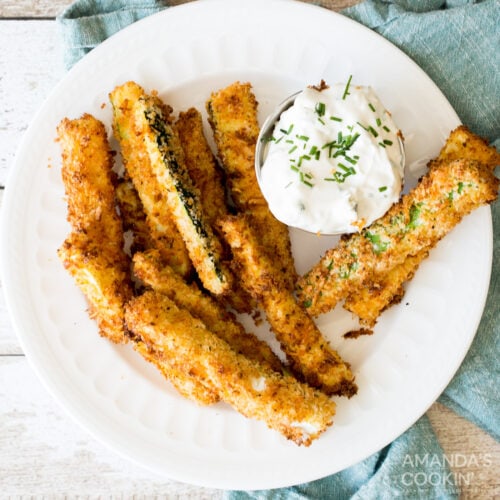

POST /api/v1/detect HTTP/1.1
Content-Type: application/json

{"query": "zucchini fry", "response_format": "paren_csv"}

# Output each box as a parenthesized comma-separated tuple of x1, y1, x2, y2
(206, 81, 297, 290)
(175, 107, 256, 313)
(129, 91, 231, 296)
(342, 126, 500, 328)
(297, 159, 499, 316)
(175, 107, 228, 227)
(219, 215, 357, 397)
(109, 82, 192, 278)
(57, 114, 122, 246)
(56, 114, 132, 343)
(125, 291, 337, 446)
(132, 249, 282, 373)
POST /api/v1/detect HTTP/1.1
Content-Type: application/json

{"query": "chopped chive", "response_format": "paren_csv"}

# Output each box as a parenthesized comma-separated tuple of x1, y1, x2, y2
(280, 124, 294, 135)
(296, 134, 310, 142)
(369, 103, 376, 112)
(378, 142, 386, 148)
(274, 136, 283, 144)
(368, 126, 379, 137)
(315, 102, 326, 117)
(457, 181, 464, 194)
(342, 75, 353, 100)
(379, 186, 388, 192)
(376, 118, 382, 126)
(318, 118, 325, 125)
(383, 139, 393, 146)
(383, 125, 391, 132)
(288, 145, 298, 154)
(290, 165, 299, 172)
(330, 116, 343, 122)
(285, 139, 294, 144)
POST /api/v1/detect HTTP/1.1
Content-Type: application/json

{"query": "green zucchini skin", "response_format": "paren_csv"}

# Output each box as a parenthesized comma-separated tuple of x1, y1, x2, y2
(136, 95, 231, 295)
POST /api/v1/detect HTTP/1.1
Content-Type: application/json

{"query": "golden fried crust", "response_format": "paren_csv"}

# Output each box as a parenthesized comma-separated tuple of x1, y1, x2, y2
(57, 114, 133, 343)
(132, 93, 231, 296)
(115, 179, 155, 254)
(342, 126, 499, 329)
(109, 82, 192, 278)
(57, 114, 122, 246)
(58, 230, 132, 343)
(219, 215, 357, 397)
(175, 107, 256, 314)
(133, 341, 219, 406)
(125, 291, 336, 446)
(175, 108, 228, 226)
(132, 249, 283, 373)
(343, 251, 427, 328)
(206, 82, 297, 291)
(297, 159, 499, 316)
(432, 125, 500, 170)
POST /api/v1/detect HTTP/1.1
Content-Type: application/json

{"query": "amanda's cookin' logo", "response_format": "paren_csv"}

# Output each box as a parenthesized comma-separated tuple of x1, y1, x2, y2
(399, 453, 492, 492)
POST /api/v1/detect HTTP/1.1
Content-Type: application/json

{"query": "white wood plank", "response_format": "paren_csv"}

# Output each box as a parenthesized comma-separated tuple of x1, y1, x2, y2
(0, 21, 65, 187)
(0, 356, 223, 497)
(0, 1, 72, 18)
(0, 1, 361, 19)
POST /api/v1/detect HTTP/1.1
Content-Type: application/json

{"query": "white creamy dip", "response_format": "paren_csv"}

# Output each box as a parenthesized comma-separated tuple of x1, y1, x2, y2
(259, 80, 404, 234)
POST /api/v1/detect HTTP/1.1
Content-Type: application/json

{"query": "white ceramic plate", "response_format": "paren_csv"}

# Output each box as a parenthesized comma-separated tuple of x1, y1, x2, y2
(1, 0, 492, 490)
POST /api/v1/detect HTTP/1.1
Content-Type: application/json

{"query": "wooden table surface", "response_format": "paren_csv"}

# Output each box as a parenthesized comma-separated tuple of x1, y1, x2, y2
(0, 1, 498, 497)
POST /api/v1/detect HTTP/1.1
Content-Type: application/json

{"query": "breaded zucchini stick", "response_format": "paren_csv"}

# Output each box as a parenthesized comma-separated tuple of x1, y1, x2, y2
(133, 341, 219, 406)
(125, 291, 337, 446)
(175, 108, 228, 227)
(129, 91, 231, 295)
(297, 159, 499, 316)
(219, 215, 357, 397)
(342, 126, 500, 328)
(109, 82, 192, 278)
(206, 82, 297, 290)
(57, 114, 133, 344)
(175, 107, 256, 313)
(132, 249, 282, 372)
(57, 114, 122, 246)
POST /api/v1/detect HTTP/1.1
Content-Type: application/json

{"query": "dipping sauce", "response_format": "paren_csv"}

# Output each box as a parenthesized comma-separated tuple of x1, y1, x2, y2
(259, 80, 404, 234)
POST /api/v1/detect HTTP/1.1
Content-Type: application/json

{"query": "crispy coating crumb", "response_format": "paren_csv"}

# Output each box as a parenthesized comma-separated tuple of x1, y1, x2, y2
(219, 215, 357, 397)
(56, 114, 133, 343)
(340, 126, 500, 328)
(109, 81, 192, 278)
(134, 340, 219, 406)
(297, 158, 499, 317)
(125, 291, 336, 446)
(175, 107, 256, 313)
(132, 249, 283, 373)
(206, 81, 297, 291)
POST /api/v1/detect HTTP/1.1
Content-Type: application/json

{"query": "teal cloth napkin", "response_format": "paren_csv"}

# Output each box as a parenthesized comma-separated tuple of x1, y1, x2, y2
(57, 0, 499, 497)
